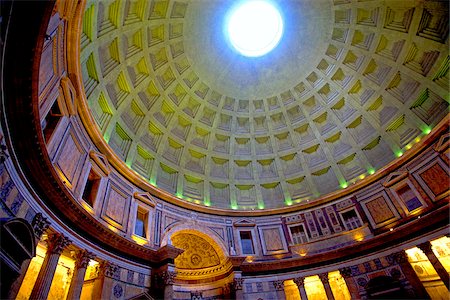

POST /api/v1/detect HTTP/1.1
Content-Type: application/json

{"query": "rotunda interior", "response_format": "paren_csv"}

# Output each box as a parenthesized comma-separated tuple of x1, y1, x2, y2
(0, 0, 449, 299)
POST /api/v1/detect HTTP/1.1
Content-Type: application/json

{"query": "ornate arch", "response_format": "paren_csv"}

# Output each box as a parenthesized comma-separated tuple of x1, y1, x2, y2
(160, 221, 230, 258)
(160, 223, 234, 282)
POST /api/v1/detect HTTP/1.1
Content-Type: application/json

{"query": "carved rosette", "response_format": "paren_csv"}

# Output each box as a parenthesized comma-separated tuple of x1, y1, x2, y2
(233, 278, 244, 291)
(318, 273, 330, 284)
(32, 212, 50, 238)
(47, 233, 71, 254)
(339, 267, 353, 278)
(272, 280, 284, 291)
(293, 277, 305, 287)
(74, 250, 96, 269)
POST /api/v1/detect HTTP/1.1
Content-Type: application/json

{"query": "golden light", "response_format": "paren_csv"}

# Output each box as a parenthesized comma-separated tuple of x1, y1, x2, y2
(354, 232, 364, 242)
(132, 234, 148, 246)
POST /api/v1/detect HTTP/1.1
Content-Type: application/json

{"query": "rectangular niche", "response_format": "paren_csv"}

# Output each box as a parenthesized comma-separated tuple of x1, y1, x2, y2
(391, 180, 427, 215)
(413, 158, 450, 202)
(258, 225, 288, 255)
(360, 191, 400, 229)
(101, 181, 131, 232)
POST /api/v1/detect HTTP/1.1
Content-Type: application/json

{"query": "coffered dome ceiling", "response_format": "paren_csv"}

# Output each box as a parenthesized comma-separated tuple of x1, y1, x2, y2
(80, 0, 449, 210)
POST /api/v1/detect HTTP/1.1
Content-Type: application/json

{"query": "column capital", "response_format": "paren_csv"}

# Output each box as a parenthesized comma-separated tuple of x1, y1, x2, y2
(293, 277, 305, 287)
(389, 251, 409, 264)
(233, 277, 244, 291)
(417, 241, 433, 255)
(32, 213, 50, 238)
(318, 273, 330, 284)
(73, 250, 96, 269)
(96, 261, 120, 280)
(47, 233, 71, 255)
(272, 280, 284, 291)
(338, 267, 353, 278)
(161, 270, 176, 285)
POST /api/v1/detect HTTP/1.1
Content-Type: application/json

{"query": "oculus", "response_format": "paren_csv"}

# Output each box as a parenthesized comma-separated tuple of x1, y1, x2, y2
(226, 1, 284, 57)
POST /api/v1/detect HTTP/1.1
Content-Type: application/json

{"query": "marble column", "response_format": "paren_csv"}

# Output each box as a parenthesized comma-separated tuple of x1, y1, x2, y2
(319, 273, 335, 300)
(273, 280, 286, 300)
(92, 261, 120, 300)
(161, 269, 176, 300)
(390, 251, 430, 299)
(418, 241, 450, 290)
(233, 277, 244, 300)
(293, 277, 308, 300)
(29, 233, 71, 300)
(338, 267, 360, 299)
(66, 250, 95, 300)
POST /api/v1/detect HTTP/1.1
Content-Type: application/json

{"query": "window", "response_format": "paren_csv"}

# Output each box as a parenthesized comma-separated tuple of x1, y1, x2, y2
(240, 231, 254, 254)
(290, 224, 308, 244)
(42, 100, 63, 143)
(134, 208, 148, 238)
(341, 209, 362, 230)
(397, 185, 422, 212)
(82, 169, 101, 207)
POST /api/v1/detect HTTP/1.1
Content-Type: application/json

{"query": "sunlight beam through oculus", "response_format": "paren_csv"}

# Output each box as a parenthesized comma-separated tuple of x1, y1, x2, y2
(227, 1, 283, 57)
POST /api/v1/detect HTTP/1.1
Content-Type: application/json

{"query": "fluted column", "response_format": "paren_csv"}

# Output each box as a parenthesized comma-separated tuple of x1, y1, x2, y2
(273, 280, 286, 300)
(293, 277, 308, 300)
(29, 233, 71, 299)
(418, 241, 450, 290)
(319, 273, 335, 300)
(390, 251, 430, 299)
(338, 267, 359, 299)
(66, 250, 95, 300)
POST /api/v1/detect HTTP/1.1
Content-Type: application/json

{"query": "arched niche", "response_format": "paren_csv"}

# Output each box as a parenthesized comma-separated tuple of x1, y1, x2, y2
(162, 225, 234, 286)
(0, 218, 36, 298)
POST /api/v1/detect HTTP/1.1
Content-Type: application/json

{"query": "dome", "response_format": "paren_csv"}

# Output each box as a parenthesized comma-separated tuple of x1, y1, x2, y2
(1, 0, 449, 299)
(79, 0, 448, 211)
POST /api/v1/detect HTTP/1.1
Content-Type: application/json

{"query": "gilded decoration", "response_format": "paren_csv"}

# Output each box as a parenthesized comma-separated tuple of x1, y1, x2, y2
(171, 233, 220, 269)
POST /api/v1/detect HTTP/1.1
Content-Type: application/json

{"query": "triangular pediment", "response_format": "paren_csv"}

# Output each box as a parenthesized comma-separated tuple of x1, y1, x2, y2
(435, 132, 449, 153)
(383, 171, 408, 187)
(60, 77, 77, 115)
(89, 150, 111, 176)
(133, 192, 156, 207)
(233, 218, 256, 227)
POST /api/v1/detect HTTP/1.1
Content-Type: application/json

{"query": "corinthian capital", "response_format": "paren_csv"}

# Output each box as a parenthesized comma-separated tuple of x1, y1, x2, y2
(32, 213, 50, 238)
(293, 277, 305, 287)
(47, 233, 71, 254)
(74, 250, 96, 269)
